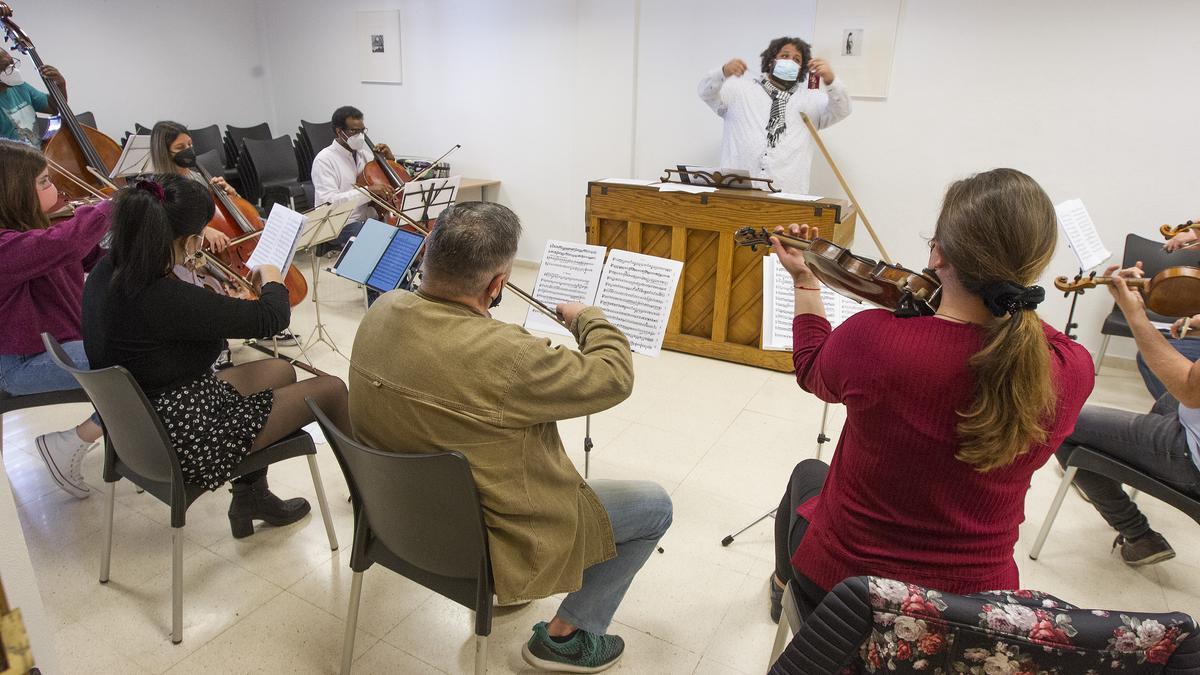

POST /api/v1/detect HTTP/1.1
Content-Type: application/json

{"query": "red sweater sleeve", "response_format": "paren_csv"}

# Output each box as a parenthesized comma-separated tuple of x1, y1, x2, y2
(0, 200, 111, 285)
(792, 313, 842, 403)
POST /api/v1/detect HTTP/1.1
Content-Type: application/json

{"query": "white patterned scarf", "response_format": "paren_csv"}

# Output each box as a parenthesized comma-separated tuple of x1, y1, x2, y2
(760, 79, 797, 148)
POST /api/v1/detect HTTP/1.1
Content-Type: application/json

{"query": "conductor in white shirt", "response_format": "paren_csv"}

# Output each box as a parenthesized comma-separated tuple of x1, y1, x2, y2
(311, 105, 395, 258)
(698, 36, 851, 195)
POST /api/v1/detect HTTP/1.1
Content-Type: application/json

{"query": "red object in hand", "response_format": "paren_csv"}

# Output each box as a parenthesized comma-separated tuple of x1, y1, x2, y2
(807, 69, 820, 89)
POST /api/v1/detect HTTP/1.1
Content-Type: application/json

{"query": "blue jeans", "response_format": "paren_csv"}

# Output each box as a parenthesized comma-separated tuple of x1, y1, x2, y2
(0, 340, 100, 425)
(1137, 337, 1200, 400)
(1055, 393, 1200, 539)
(555, 480, 673, 635)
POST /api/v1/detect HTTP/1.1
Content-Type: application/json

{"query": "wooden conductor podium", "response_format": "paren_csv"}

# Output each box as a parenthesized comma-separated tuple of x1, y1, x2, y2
(585, 180, 856, 372)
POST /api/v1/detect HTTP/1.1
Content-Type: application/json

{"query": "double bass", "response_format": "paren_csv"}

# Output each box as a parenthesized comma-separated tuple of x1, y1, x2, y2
(187, 157, 309, 306)
(1, 3, 123, 197)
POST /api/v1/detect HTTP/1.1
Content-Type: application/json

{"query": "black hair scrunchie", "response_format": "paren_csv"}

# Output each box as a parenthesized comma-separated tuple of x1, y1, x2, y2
(980, 280, 1045, 317)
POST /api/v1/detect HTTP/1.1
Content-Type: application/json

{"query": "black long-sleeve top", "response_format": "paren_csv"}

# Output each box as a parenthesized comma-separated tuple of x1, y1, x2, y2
(82, 255, 290, 397)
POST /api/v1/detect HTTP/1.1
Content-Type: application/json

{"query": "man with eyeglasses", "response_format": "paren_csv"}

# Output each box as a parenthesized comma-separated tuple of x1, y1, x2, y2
(0, 48, 67, 147)
(311, 105, 395, 260)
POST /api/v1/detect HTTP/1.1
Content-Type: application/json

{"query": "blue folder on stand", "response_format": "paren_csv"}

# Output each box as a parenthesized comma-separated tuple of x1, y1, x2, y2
(331, 219, 425, 292)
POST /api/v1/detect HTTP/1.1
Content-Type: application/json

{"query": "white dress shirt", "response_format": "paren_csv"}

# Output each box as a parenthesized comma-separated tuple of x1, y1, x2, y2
(311, 140, 376, 224)
(697, 69, 852, 194)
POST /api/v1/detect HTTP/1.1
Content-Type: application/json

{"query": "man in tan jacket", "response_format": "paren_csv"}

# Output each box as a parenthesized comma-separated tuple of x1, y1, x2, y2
(349, 202, 672, 672)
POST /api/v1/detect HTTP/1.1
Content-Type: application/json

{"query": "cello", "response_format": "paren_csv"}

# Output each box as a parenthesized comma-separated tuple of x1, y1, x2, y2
(186, 156, 309, 306)
(0, 3, 123, 198)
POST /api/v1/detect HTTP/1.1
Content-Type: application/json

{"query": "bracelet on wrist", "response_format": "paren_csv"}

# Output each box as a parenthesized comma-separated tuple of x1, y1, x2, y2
(793, 284, 820, 291)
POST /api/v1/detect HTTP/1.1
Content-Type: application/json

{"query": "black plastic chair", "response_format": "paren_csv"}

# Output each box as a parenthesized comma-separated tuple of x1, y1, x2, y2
(299, 119, 336, 162)
(187, 124, 241, 190)
(306, 399, 494, 675)
(1093, 234, 1200, 374)
(224, 122, 272, 169)
(0, 388, 91, 456)
(241, 135, 312, 211)
(75, 111, 97, 129)
(42, 334, 338, 644)
(770, 575, 1200, 674)
(194, 149, 226, 184)
(1030, 446, 1200, 560)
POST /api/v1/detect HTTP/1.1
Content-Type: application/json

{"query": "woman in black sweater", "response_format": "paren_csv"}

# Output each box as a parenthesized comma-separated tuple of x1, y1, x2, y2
(82, 175, 352, 539)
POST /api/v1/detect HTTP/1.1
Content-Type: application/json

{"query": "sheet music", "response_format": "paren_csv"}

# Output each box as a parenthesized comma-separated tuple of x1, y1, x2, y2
(761, 254, 871, 350)
(245, 204, 305, 273)
(594, 250, 683, 357)
(769, 192, 823, 202)
(1055, 199, 1112, 271)
(366, 228, 424, 292)
(654, 183, 718, 194)
(762, 254, 797, 350)
(524, 240, 607, 337)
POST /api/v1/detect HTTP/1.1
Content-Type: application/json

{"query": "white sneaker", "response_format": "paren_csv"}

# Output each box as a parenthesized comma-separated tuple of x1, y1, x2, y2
(34, 430, 94, 499)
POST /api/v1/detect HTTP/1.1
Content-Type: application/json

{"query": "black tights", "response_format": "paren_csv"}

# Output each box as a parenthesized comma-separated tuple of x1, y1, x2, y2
(773, 459, 832, 616)
(215, 358, 352, 483)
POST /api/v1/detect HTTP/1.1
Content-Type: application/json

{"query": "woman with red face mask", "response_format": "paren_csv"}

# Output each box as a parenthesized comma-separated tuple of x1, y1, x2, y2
(0, 139, 110, 499)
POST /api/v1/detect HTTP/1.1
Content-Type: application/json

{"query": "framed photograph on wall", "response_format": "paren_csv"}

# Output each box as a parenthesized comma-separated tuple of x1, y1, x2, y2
(355, 10, 402, 84)
(813, 0, 902, 99)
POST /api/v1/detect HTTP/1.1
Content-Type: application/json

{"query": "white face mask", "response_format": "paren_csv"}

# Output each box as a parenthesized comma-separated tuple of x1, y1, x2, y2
(0, 66, 24, 87)
(344, 133, 367, 152)
(772, 59, 801, 82)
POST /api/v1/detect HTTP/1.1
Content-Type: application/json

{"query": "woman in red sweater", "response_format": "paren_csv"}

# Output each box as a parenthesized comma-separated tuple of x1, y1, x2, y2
(768, 168, 1095, 620)
(0, 139, 109, 499)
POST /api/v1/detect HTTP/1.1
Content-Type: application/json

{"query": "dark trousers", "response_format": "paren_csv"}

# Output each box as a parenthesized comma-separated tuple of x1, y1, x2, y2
(1055, 392, 1200, 539)
(774, 459, 832, 617)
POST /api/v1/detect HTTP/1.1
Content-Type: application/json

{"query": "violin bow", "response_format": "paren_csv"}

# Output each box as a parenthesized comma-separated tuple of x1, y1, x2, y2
(799, 112, 892, 264)
(43, 156, 107, 199)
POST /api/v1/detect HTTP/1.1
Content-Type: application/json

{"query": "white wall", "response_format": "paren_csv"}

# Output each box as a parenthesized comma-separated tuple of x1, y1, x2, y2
(797, 0, 1200, 358)
(13, 0, 1200, 356)
(4, 0, 273, 138)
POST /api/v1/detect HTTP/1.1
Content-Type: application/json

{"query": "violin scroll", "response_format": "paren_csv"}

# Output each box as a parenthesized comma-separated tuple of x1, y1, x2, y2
(1161, 220, 1196, 240)
(1054, 270, 1100, 295)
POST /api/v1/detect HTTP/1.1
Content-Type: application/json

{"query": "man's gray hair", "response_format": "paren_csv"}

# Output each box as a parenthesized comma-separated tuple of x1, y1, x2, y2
(421, 202, 522, 294)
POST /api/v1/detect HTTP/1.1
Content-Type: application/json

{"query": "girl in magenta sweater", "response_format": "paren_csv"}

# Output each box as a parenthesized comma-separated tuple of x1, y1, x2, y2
(768, 168, 1095, 620)
(0, 140, 109, 499)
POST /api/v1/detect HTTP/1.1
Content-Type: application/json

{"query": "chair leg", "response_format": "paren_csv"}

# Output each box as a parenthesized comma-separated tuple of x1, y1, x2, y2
(307, 455, 339, 551)
(99, 481, 116, 583)
(171, 528, 184, 644)
(1094, 335, 1112, 375)
(341, 571, 364, 675)
(1030, 466, 1078, 560)
(769, 582, 796, 665)
(474, 634, 488, 675)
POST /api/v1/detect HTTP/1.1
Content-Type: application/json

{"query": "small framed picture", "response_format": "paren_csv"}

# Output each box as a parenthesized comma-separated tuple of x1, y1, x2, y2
(842, 28, 864, 56)
(356, 10, 402, 84)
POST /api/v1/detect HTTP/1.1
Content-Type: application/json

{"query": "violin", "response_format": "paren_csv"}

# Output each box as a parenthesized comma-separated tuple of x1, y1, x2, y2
(190, 159, 309, 306)
(734, 226, 941, 317)
(1054, 266, 1200, 317)
(1160, 220, 1199, 240)
(1, 3, 124, 198)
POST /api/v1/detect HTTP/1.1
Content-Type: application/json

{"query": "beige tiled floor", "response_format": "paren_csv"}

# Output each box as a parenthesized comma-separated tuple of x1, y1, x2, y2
(4, 257, 1198, 674)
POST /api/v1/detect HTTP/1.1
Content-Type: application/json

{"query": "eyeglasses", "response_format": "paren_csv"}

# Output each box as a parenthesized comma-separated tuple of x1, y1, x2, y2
(1, 60, 18, 76)
(342, 127, 367, 137)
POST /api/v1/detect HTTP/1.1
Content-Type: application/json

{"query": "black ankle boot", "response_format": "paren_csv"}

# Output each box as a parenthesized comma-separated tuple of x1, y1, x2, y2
(228, 474, 311, 539)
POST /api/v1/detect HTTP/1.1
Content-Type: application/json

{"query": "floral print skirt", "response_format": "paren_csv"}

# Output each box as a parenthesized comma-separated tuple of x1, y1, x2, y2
(150, 374, 274, 490)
